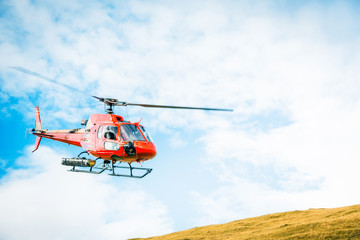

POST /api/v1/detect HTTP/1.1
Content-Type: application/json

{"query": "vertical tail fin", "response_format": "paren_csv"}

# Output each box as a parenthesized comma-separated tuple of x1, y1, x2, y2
(35, 106, 42, 131)
(33, 106, 42, 152)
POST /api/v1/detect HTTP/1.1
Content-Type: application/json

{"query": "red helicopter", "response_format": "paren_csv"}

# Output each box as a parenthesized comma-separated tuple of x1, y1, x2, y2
(11, 67, 233, 178)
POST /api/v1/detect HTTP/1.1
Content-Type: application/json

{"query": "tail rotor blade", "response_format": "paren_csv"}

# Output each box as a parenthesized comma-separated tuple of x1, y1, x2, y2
(25, 128, 32, 139)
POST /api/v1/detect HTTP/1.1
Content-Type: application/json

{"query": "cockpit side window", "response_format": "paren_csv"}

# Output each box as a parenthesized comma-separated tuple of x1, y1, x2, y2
(97, 126, 103, 139)
(104, 125, 118, 140)
(139, 125, 153, 142)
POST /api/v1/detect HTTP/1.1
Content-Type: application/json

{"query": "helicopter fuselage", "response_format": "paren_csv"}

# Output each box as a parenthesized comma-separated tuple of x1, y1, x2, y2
(32, 107, 157, 164)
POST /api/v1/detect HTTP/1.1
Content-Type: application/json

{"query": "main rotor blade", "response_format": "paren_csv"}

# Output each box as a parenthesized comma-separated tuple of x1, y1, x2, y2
(123, 102, 233, 111)
(9, 66, 94, 98)
(10, 66, 233, 112)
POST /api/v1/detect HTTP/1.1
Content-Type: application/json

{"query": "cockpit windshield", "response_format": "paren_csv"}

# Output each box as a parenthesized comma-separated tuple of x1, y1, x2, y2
(120, 124, 145, 141)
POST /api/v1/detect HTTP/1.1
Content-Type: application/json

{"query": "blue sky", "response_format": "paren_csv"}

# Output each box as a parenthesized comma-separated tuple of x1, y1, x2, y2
(1, 0, 360, 239)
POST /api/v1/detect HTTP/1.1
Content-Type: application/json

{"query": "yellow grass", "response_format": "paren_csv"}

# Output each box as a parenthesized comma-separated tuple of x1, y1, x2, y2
(131, 204, 360, 240)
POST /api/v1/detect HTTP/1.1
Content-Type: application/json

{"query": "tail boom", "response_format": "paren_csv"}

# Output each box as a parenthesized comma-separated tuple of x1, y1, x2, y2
(33, 130, 83, 148)
(31, 106, 83, 152)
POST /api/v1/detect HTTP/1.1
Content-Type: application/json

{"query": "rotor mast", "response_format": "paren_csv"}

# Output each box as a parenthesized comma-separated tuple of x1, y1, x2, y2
(92, 97, 127, 114)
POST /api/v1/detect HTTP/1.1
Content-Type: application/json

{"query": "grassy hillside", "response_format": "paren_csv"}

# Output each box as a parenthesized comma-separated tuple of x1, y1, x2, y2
(132, 204, 360, 240)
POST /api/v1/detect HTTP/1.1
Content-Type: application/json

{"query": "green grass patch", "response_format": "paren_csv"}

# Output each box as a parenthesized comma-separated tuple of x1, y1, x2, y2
(131, 204, 360, 240)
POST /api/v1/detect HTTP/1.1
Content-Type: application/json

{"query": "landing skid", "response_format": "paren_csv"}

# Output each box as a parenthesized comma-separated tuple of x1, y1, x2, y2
(63, 157, 152, 178)
(109, 163, 153, 178)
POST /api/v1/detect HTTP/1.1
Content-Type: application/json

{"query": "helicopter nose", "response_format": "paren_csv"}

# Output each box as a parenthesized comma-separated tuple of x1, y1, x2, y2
(135, 141, 157, 160)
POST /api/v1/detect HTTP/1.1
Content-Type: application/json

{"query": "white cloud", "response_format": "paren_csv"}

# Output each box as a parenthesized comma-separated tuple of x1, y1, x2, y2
(0, 147, 173, 240)
(187, 1, 360, 225)
(1, 0, 360, 234)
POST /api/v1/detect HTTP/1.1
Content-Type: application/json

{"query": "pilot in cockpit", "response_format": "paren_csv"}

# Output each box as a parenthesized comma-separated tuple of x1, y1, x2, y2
(104, 125, 117, 140)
